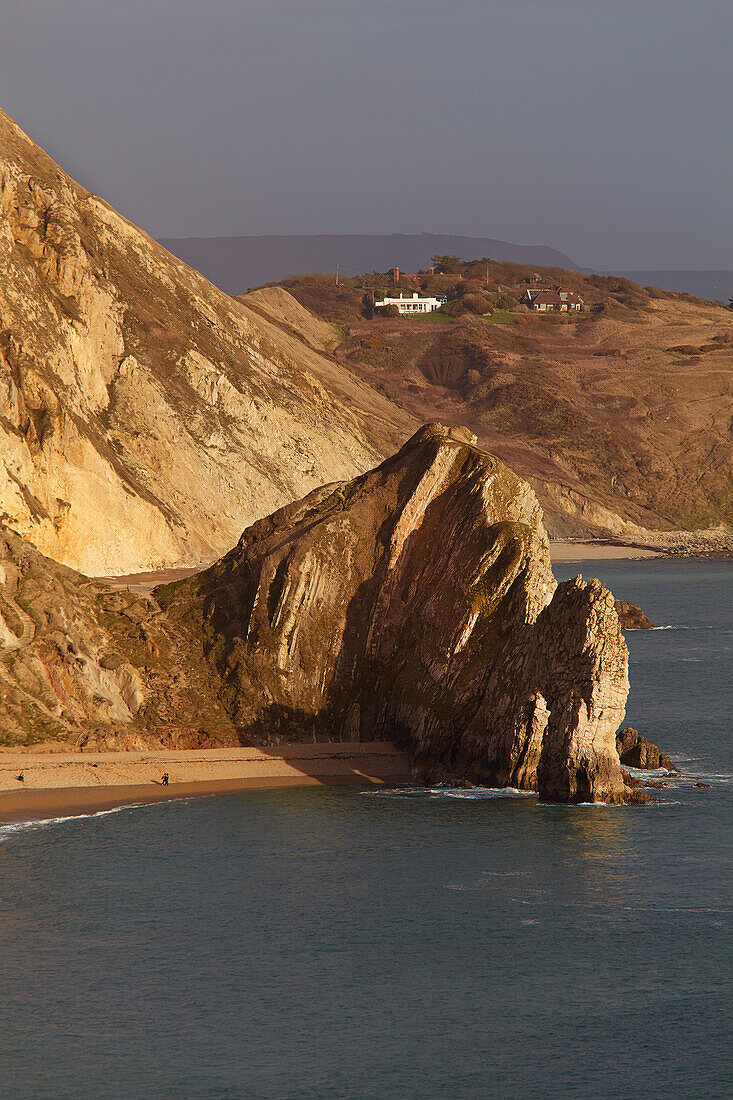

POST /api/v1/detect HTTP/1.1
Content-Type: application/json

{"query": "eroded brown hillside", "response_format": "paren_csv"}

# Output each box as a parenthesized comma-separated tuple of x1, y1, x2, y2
(270, 274, 733, 547)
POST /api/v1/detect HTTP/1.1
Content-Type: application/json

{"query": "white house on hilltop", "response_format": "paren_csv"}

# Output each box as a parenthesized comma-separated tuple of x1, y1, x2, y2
(373, 292, 446, 315)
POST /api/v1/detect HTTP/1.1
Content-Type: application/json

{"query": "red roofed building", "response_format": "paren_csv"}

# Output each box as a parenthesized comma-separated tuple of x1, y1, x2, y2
(525, 287, 584, 312)
(391, 265, 434, 284)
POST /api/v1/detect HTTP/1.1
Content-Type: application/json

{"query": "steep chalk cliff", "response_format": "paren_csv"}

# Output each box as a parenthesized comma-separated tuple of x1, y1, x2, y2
(160, 425, 630, 802)
(0, 107, 410, 575)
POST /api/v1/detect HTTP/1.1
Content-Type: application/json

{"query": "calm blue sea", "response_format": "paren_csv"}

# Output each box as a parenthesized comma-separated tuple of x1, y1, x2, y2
(1, 560, 731, 1099)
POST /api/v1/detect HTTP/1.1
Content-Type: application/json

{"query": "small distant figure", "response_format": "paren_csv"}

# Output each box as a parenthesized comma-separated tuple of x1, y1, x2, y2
(16, 772, 24, 783)
(161, 772, 169, 786)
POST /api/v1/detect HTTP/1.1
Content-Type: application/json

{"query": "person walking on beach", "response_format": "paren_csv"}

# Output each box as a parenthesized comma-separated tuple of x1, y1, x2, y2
(161, 772, 169, 786)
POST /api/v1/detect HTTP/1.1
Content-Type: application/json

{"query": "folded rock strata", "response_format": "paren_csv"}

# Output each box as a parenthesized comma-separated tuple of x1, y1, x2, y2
(0, 524, 144, 741)
(160, 424, 631, 802)
(0, 523, 233, 748)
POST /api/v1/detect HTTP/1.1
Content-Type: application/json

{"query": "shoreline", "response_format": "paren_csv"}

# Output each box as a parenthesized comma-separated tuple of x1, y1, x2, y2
(0, 774, 384, 825)
(0, 743, 412, 824)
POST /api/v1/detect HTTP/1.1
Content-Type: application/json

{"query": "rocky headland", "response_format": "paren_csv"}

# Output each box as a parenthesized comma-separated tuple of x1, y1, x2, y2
(0, 106, 687, 805)
(1, 425, 646, 802)
(158, 424, 633, 803)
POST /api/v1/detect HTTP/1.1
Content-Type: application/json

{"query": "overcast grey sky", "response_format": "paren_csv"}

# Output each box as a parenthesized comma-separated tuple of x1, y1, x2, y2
(1, 0, 730, 268)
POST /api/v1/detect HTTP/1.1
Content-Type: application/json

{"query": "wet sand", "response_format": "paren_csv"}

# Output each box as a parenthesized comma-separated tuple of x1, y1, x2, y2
(0, 743, 411, 823)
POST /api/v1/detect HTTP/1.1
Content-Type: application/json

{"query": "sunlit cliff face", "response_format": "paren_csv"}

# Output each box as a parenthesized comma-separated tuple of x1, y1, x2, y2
(0, 107, 390, 576)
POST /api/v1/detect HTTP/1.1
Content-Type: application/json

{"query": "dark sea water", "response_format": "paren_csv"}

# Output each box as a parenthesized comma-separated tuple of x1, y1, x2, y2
(1, 560, 731, 1099)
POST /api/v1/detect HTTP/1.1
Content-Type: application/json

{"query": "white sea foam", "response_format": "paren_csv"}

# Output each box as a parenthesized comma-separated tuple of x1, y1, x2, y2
(625, 766, 671, 779)
(362, 785, 536, 800)
(661, 768, 732, 785)
(432, 786, 536, 800)
(651, 624, 717, 631)
(480, 870, 527, 877)
(0, 801, 152, 839)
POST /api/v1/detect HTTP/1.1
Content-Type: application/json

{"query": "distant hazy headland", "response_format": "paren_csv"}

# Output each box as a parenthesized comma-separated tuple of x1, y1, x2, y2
(159, 234, 733, 304)
(157, 233, 580, 294)
(605, 270, 733, 303)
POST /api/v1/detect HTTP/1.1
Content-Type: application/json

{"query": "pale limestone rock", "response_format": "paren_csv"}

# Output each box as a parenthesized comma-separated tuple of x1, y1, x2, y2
(0, 106, 407, 575)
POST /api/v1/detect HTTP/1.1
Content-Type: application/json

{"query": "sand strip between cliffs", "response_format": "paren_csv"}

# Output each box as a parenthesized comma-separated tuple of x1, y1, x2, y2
(0, 743, 412, 823)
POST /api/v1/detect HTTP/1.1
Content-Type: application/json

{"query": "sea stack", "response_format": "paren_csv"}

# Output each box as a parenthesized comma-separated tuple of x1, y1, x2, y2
(614, 601, 654, 629)
(160, 424, 630, 803)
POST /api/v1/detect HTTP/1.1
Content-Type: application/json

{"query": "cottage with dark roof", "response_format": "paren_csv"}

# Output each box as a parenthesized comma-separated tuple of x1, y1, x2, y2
(525, 287, 584, 312)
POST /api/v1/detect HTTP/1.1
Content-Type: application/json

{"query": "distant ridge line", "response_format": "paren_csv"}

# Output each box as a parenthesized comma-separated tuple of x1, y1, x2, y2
(158, 232, 580, 295)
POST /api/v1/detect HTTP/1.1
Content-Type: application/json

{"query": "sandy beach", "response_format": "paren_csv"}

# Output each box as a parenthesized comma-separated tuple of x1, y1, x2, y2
(94, 566, 204, 594)
(0, 743, 412, 823)
(549, 541, 663, 562)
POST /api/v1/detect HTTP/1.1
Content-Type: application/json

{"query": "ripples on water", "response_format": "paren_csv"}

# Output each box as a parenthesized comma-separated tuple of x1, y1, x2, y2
(0, 561, 731, 1099)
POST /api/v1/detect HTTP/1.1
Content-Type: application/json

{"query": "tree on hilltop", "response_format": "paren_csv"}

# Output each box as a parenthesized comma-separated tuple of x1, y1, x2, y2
(432, 254, 462, 274)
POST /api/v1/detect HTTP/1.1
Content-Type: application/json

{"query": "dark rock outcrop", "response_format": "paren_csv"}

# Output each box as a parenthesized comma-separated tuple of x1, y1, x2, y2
(614, 600, 654, 629)
(616, 726, 678, 772)
(160, 424, 631, 803)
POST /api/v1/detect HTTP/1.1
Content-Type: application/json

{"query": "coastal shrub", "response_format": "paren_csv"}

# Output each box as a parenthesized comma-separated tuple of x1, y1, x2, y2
(461, 293, 492, 314)
(496, 293, 519, 310)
